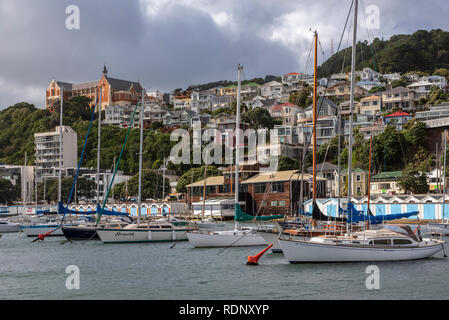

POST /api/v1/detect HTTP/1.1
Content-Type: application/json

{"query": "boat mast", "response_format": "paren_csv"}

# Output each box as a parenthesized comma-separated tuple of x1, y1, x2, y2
(337, 107, 341, 216)
(96, 87, 102, 204)
(443, 129, 447, 223)
(138, 89, 145, 223)
(202, 153, 208, 220)
(235, 64, 243, 231)
(23, 151, 27, 215)
(312, 31, 318, 204)
(367, 134, 373, 228)
(58, 85, 63, 204)
(347, 0, 358, 206)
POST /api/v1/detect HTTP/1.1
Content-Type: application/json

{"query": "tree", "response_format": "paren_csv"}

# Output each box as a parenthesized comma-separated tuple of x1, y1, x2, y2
(277, 156, 299, 171)
(433, 68, 449, 78)
(112, 170, 170, 201)
(398, 164, 429, 194)
(241, 107, 275, 130)
(0, 179, 19, 204)
(176, 165, 222, 193)
(36, 177, 96, 203)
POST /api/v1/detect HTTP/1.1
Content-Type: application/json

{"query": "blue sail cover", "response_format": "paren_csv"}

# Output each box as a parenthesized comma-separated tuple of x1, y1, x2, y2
(96, 204, 129, 216)
(344, 202, 418, 224)
(58, 202, 96, 215)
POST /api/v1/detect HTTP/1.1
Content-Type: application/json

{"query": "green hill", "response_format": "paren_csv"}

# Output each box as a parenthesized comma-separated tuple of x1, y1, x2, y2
(318, 29, 449, 77)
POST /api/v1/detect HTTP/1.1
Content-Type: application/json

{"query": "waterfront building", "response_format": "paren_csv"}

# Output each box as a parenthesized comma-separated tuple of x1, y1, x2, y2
(370, 171, 404, 195)
(334, 168, 369, 197)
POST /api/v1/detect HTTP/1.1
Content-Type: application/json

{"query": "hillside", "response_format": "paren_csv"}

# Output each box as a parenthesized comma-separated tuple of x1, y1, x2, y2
(0, 99, 185, 176)
(318, 29, 449, 77)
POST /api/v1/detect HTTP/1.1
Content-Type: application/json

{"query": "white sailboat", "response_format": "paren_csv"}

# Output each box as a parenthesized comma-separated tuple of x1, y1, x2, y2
(97, 89, 196, 244)
(429, 129, 449, 235)
(279, 1, 446, 262)
(187, 64, 266, 248)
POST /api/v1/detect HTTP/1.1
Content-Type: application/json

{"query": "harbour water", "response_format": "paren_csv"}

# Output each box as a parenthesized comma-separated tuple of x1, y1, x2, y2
(1, 226, 448, 300)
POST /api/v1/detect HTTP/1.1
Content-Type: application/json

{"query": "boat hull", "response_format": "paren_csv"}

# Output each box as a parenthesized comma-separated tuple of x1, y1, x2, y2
(187, 230, 267, 248)
(20, 225, 65, 237)
(257, 230, 282, 252)
(0, 223, 20, 233)
(97, 228, 191, 243)
(279, 239, 446, 263)
(62, 226, 100, 240)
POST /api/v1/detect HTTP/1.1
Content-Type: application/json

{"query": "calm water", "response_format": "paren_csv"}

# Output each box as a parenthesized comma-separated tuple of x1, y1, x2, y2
(1, 226, 449, 300)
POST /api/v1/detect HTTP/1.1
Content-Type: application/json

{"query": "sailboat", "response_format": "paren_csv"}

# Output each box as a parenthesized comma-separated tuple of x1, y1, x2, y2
(187, 64, 267, 248)
(429, 129, 449, 235)
(279, 1, 446, 262)
(96, 89, 196, 244)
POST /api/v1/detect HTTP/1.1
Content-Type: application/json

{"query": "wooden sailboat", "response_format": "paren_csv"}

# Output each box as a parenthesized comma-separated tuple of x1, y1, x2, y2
(279, 1, 446, 262)
(187, 64, 267, 247)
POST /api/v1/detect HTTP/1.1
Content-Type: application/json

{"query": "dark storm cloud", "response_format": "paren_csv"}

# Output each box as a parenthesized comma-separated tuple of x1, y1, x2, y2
(0, 0, 448, 108)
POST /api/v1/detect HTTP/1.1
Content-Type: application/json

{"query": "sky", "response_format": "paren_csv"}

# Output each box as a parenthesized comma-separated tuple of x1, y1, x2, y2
(0, 0, 448, 109)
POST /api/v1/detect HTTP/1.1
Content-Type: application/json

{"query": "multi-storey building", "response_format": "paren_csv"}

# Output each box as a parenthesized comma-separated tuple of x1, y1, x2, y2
(46, 66, 143, 111)
(382, 86, 416, 111)
(34, 126, 78, 182)
(358, 95, 382, 115)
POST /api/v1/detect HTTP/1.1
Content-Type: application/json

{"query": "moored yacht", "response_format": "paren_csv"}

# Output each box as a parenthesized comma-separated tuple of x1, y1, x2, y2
(0, 220, 20, 233)
(97, 222, 196, 244)
(280, 224, 446, 263)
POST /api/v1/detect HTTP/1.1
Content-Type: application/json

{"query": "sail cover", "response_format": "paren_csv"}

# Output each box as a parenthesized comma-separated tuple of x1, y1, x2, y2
(96, 204, 129, 216)
(344, 203, 418, 224)
(58, 202, 96, 215)
(235, 203, 284, 222)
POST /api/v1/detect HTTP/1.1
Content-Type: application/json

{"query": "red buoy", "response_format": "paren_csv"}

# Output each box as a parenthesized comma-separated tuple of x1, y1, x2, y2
(247, 244, 273, 265)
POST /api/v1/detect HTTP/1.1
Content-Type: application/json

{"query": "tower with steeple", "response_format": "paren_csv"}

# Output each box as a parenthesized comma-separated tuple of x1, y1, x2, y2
(102, 65, 108, 77)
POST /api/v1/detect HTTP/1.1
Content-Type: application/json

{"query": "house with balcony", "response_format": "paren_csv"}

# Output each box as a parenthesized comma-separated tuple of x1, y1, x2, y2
(407, 75, 448, 99)
(260, 81, 283, 100)
(269, 102, 301, 126)
(382, 86, 417, 111)
(358, 95, 382, 115)
(325, 81, 368, 100)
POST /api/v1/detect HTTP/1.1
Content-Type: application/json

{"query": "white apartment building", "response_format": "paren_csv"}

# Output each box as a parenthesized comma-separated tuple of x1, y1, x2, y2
(34, 126, 78, 182)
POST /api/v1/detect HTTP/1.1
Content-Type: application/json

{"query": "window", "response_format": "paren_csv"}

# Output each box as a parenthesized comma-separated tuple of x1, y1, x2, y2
(393, 239, 412, 245)
(373, 239, 391, 245)
(271, 201, 278, 206)
(279, 200, 286, 206)
(356, 174, 361, 182)
(255, 183, 266, 194)
(271, 182, 284, 193)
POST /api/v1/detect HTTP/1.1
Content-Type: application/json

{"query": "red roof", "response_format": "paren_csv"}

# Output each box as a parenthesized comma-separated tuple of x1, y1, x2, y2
(272, 102, 296, 110)
(385, 111, 411, 117)
(283, 72, 300, 76)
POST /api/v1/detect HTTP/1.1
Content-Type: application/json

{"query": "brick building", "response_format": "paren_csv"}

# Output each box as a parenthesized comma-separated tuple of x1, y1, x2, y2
(46, 66, 143, 111)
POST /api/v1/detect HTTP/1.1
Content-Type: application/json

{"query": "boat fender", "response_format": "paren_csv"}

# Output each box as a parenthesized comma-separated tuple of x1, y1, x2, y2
(172, 230, 176, 241)
(148, 231, 152, 241)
